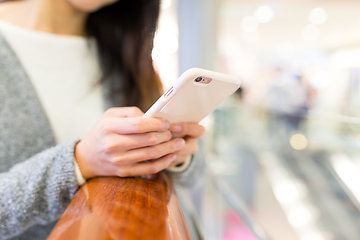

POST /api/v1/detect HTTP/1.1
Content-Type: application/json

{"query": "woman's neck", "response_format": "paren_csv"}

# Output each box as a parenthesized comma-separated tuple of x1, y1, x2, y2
(0, 0, 87, 36)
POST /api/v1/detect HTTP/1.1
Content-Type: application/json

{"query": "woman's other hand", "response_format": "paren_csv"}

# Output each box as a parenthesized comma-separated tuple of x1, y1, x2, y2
(169, 122, 206, 167)
(75, 107, 185, 179)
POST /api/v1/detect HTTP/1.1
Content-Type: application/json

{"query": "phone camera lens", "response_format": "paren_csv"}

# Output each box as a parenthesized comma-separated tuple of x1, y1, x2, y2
(195, 77, 202, 82)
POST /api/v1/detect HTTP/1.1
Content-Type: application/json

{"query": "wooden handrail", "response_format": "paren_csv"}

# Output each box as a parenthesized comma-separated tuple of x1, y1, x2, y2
(47, 172, 191, 240)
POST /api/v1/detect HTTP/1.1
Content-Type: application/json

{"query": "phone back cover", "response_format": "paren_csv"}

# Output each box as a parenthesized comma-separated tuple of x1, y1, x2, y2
(146, 69, 240, 123)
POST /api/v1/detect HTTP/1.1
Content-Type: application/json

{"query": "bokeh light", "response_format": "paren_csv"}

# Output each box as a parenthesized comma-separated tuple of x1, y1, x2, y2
(287, 205, 313, 228)
(331, 154, 360, 203)
(273, 180, 303, 204)
(290, 134, 308, 150)
(151, 47, 161, 62)
(310, 70, 331, 90)
(152, 2, 178, 88)
(254, 6, 274, 23)
(161, 0, 172, 10)
(153, 31, 178, 55)
(309, 7, 328, 25)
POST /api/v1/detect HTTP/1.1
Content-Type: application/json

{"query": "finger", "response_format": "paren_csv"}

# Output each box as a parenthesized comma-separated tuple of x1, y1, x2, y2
(106, 117, 170, 134)
(115, 138, 185, 164)
(174, 137, 198, 155)
(169, 155, 189, 167)
(118, 154, 177, 177)
(104, 107, 144, 118)
(109, 131, 172, 151)
(170, 122, 205, 138)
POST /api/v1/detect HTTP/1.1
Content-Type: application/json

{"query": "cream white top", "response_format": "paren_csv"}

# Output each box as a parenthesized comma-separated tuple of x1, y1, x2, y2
(0, 19, 104, 144)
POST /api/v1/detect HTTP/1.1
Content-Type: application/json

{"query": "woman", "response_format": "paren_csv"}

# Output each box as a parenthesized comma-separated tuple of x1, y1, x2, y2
(0, 0, 206, 239)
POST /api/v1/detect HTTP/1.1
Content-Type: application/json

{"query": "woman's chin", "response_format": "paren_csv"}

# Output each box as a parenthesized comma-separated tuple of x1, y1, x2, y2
(68, 0, 118, 13)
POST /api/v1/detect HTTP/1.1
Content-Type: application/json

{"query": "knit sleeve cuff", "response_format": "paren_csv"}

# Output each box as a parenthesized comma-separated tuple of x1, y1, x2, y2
(166, 155, 192, 173)
(73, 159, 86, 186)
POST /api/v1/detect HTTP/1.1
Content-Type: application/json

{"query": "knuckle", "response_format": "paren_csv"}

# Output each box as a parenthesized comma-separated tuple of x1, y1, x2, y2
(165, 131, 172, 140)
(129, 106, 141, 115)
(99, 119, 112, 135)
(147, 132, 158, 145)
(148, 164, 161, 174)
(172, 140, 182, 151)
(158, 118, 166, 129)
(103, 143, 116, 155)
(112, 155, 121, 164)
(165, 158, 173, 168)
(115, 155, 126, 164)
(103, 155, 117, 167)
(147, 147, 159, 159)
(104, 108, 116, 116)
(132, 118, 144, 132)
(116, 168, 128, 177)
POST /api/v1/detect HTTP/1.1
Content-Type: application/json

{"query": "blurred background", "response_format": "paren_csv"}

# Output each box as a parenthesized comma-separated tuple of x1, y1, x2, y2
(154, 0, 360, 240)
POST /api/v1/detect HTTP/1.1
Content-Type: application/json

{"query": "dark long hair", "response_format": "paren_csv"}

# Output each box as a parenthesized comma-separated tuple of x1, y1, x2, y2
(86, 0, 162, 111)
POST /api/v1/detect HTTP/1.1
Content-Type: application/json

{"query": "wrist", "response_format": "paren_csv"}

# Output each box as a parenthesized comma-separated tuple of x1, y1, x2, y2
(74, 141, 94, 180)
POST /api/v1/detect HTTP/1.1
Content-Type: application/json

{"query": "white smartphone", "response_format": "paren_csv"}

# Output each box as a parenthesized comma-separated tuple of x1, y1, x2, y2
(144, 68, 241, 123)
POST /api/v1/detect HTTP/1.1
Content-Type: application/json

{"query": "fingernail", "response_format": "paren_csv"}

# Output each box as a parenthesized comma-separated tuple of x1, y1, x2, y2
(177, 139, 185, 148)
(171, 154, 177, 161)
(164, 121, 170, 129)
(172, 125, 182, 132)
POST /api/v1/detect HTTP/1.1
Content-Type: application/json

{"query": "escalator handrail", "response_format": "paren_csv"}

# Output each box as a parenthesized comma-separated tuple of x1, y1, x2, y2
(210, 173, 271, 240)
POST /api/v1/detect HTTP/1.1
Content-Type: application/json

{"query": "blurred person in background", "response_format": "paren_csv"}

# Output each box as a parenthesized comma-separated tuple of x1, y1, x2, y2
(0, 0, 206, 239)
(281, 74, 310, 135)
(265, 68, 309, 139)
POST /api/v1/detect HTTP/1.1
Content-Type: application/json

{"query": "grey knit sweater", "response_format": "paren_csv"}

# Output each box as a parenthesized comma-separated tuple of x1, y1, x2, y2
(0, 33, 206, 240)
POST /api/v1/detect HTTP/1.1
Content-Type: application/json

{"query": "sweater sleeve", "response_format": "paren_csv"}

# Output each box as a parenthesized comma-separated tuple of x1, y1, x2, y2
(0, 140, 79, 240)
(167, 138, 207, 189)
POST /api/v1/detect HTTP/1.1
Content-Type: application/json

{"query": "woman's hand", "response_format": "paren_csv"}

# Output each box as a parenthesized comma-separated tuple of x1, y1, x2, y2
(75, 107, 185, 179)
(168, 122, 206, 167)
